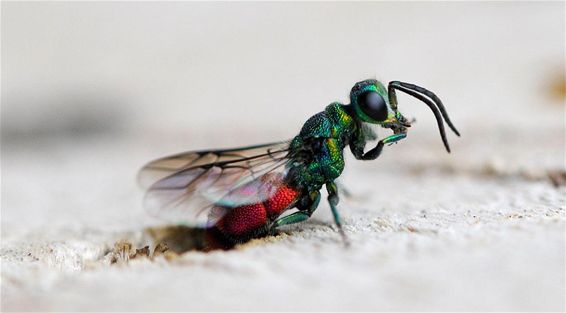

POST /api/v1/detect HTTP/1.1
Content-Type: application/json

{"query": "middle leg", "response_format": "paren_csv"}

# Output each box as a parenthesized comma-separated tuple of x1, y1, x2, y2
(326, 181, 349, 246)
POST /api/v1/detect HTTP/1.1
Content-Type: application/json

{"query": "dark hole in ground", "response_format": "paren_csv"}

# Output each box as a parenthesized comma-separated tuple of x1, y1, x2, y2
(145, 225, 238, 253)
(548, 170, 566, 188)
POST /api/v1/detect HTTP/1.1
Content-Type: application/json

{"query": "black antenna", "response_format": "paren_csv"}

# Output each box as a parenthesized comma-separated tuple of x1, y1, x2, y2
(388, 81, 460, 153)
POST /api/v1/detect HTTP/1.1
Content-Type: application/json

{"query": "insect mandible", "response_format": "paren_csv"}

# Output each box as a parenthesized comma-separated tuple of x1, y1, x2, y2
(138, 79, 460, 246)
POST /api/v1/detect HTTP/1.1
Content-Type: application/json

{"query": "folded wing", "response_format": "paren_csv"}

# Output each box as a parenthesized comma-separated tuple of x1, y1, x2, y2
(138, 141, 292, 227)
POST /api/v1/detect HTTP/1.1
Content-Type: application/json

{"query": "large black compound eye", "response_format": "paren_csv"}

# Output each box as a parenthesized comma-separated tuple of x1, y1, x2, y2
(357, 91, 388, 121)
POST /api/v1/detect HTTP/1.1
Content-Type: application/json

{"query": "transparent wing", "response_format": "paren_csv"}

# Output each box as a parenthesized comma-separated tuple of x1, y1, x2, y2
(138, 141, 290, 189)
(138, 141, 293, 227)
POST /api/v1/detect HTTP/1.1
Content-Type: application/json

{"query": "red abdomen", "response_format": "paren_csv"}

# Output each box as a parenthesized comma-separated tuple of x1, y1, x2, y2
(215, 173, 300, 238)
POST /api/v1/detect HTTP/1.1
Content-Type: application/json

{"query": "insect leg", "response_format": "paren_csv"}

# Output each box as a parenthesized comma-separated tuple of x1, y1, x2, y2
(351, 134, 406, 161)
(326, 181, 349, 246)
(272, 190, 321, 228)
(357, 139, 384, 160)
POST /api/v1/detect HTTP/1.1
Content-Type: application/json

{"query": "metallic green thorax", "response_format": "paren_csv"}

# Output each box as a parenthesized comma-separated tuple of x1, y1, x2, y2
(284, 79, 415, 204)
(287, 103, 358, 191)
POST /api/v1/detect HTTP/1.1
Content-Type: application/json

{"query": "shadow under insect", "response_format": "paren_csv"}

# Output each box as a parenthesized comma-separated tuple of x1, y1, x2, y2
(145, 225, 241, 252)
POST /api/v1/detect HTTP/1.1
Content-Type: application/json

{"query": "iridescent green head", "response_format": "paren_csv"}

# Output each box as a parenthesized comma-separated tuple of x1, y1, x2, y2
(349, 79, 409, 132)
(349, 79, 461, 152)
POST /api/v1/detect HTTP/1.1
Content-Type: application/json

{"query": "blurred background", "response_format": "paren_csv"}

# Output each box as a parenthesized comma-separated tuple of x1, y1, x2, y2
(2, 2, 564, 311)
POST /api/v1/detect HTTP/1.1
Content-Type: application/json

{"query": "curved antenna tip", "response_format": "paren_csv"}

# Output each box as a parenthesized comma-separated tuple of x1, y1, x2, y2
(443, 140, 451, 153)
(451, 127, 461, 137)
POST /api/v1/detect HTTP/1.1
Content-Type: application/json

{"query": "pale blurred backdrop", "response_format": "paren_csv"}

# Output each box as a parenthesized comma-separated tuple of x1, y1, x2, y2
(2, 2, 564, 311)
(3, 2, 563, 138)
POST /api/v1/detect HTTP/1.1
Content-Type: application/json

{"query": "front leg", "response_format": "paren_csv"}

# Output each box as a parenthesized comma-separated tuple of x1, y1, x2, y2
(350, 133, 407, 160)
(326, 181, 349, 246)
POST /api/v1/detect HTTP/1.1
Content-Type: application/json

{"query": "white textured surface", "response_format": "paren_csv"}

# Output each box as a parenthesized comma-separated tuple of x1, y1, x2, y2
(2, 130, 564, 311)
(2, 2, 565, 312)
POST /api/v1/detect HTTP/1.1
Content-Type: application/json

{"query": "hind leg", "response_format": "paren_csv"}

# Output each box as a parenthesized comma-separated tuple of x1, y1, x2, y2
(271, 190, 321, 228)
